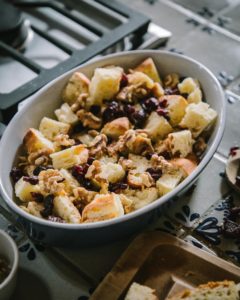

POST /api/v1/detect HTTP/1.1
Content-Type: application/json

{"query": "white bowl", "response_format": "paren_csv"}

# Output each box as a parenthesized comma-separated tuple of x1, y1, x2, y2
(0, 50, 226, 246)
(0, 230, 19, 300)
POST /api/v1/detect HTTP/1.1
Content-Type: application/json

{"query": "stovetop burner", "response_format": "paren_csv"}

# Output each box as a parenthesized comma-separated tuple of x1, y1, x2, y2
(0, 0, 171, 125)
(0, 0, 31, 49)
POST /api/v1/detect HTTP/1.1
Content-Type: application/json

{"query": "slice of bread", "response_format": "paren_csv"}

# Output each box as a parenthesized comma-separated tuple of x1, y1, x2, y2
(169, 280, 240, 300)
(125, 282, 158, 300)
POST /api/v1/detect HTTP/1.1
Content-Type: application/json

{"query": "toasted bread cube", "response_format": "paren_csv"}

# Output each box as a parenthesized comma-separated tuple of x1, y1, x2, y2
(39, 117, 70, 141)
(55, 103, 78, 125)
(178, 77, 199, 94)
(23, 128, 55, 154)
(156, 171, 183, 196)
(102, 117, 131, 139)
(89, 66, 123, 105)
(144, 112, 173, 141)
(161, 95, 188, 126)
(124, 187, 158, 210)
(26, 202, 44, 218)
(188, 87, 202, 104)
(133, 57, 162, 84)
(15, 177, 41, 202)
(125, 282, 158, 300)
(170, 157, 197, 176)
(82, 193, 124, 222)
(53, 195, 81, 223)
(180, 102, 217, 138)
(128, 154, 152, 173)
(62, 72, 90, 105)
(50, 145, 88, 169)
(100, 162, 125, 183)
(167, 130, 193, 158)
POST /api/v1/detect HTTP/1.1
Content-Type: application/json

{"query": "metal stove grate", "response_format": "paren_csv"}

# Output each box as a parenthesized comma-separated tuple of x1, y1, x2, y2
(0, 0, 150, 122)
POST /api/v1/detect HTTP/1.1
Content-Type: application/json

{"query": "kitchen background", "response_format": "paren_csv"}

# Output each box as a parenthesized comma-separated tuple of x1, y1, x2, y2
(0, 0, 240, 299)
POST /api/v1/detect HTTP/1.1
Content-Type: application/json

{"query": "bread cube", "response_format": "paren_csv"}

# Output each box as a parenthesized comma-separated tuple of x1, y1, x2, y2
(144, 112, 173, 141)
(55, 103, 78, 125)
(161, 95, 188, 126)
(82, 193, 124, 222)
(62, 72, 90, 105)
(188, 87, 202, 104)
(178, 77, 199, 94)
(50, 145, 88, 169)
(179, 102, 217, 137)
(23, 128, 55, 154)
(128, 154, 152, 173)
(102, 117, 131, 139)
(170, 157, 197, 176)
(89, 66, 123, 105)
(39, 117, 70, 141)
(167, 130, 193, 158)
(26, 202, 44, 218)
(127, 171, 154, 188)
(53, 195, 81, 223)
(98, 162, 125, 183)
(15, 177, 41, 202)
(125, 282, 158, 300)
(124, 187, 158, 210)
(156, 171, 183, 196)
(133, 57, 162, 84)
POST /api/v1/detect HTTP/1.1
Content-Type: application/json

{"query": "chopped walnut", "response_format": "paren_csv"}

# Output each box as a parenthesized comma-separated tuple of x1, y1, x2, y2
(39, 169, 65, 195)
(119, 194, 134, 214)
(151, 154, 179, 174)
(54, 134, 75, 148)
(71, 93, 88, 112)
(76, 109, 101, 129)
(28, 149, 50, 165)
(89, 134, 107, 158)
(118, 157, 134, 171)
(164, 73, 180, 88)
(127, 170, 154, 189)
(72, 187, 97, 212)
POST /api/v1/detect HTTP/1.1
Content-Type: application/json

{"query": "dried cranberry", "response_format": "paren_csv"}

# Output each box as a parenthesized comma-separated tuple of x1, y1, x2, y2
(120, 73, 128, 88)
(83, 164, 90, 174)
(229, 146, 239, 156)
(159, 99, 168, 108)
(47, 216, 66, 223)
(41, 194, 54, 218)
(181, 93, 189, 99)
(222, 219, 240, 238)
(10, 167, 24, 183)
(33, 166, 47, 176)
(164, 87, 180, 95)
(132, 109, 147, 127)
(31, 192, 44, 203)
(72, 122, 84, 133)
(123, 104, 135, 116)
(109, 182, 128, 193)
(142, 97, 159, 113)
(156, 108, 170, 120)
(102, 101, 124, 123)
(90, 105, 101, 116)
(23, 176, 39, 185)
(87, 157, 95, 165)
(146, 168, 162, 181)
(72, 165, 84, 182)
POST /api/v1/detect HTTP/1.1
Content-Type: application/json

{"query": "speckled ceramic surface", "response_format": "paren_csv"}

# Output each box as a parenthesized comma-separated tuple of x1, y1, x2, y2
(1, 0, 240, 299)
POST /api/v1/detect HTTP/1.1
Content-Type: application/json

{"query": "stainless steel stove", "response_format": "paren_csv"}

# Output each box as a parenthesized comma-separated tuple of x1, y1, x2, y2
(0, 0, 171, 125)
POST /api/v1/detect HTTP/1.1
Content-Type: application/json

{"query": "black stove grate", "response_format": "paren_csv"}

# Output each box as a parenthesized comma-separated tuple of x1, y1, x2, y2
(0, 0, 150, 122)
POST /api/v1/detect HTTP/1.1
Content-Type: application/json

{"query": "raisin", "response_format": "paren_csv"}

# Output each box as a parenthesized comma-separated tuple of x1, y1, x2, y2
(41, 194, 54, 218)
(120, 73, 128, 88)
(146, 168, 162, 181)
(142, 97, 159, 113)
(31, 192, 44, 203)
(102, 101, 124, 123)
(10, 167, 24, 183)
(131, 109, 147, 127)
(23, 176, 39, 185)
(109, 182, 128, 193)
(90, 105, 101, 116)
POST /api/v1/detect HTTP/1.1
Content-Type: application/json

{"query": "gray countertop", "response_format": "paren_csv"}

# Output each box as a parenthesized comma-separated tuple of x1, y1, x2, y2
(1, 0, 240, 299)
